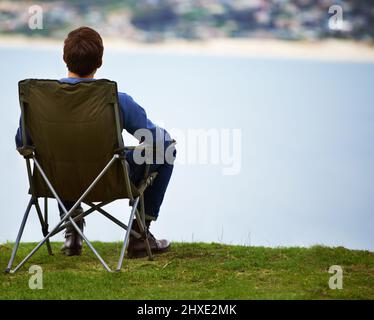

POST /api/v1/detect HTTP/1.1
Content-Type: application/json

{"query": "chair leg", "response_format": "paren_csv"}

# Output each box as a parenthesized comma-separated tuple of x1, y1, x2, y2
(43, 197, 53, 255)
(134, 209, 153, 261)
(68, 217, 112, 272)
(9, 155, 121, 273)
(136, 196, 153, 261)
(34, 198, 53, 256)
(9, 215, 68, 273)
(5, 197, 33, 273)
(116, 197, 139, 271)
(140, 194, 153, 261)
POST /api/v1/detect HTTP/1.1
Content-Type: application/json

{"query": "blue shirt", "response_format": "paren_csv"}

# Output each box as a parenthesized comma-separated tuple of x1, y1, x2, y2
(15, 77, 171, 150)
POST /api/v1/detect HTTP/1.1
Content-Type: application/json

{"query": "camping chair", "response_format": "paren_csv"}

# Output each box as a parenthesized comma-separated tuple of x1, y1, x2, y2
(6, 79, 160, 273)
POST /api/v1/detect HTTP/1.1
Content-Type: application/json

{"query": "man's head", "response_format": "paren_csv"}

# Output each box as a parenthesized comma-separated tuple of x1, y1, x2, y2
(63, 27, 104, 78)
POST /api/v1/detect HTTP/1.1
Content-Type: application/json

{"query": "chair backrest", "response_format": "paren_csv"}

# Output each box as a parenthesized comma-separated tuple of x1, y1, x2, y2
(18, 79, 136, 202)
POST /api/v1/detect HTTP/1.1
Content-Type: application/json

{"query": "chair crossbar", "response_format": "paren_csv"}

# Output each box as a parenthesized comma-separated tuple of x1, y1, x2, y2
(85, 202, 142, 239)
(6, 153, 152, 273)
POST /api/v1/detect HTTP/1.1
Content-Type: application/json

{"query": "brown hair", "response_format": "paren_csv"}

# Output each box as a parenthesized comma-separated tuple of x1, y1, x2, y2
(63, 27, 104, 77)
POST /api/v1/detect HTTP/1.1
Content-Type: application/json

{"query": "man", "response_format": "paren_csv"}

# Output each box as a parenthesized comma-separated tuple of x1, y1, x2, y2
(15, 27, 175, 258)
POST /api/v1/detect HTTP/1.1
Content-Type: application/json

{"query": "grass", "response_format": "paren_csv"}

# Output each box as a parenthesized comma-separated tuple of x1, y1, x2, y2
(0, 242, 373, 299)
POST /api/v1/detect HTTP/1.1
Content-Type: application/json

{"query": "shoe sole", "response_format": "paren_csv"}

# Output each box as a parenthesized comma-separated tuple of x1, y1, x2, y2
(61, 248, 82, 256)
(127, 246, 170, 259)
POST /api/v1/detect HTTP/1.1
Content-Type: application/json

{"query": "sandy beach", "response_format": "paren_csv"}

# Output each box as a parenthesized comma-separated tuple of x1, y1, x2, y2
(0, 35, 374, 62)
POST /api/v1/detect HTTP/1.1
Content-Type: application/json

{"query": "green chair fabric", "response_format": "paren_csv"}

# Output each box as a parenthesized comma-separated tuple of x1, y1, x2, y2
(18, 79, 138, 202)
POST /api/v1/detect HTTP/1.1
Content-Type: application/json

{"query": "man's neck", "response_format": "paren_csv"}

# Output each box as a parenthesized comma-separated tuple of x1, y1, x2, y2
(67, 71, 95, 79)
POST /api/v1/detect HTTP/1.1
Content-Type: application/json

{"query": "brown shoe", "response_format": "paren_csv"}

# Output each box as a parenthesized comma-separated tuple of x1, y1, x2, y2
(127, 219, 171, 258)
(60, 208, 85, 256)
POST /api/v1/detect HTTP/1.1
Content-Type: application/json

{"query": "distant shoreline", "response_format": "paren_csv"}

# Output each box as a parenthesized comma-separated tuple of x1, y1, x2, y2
(0, 35, 374, 62)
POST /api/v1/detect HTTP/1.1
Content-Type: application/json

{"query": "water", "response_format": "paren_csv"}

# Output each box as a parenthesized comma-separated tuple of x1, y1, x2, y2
(0, 45, 373, 251)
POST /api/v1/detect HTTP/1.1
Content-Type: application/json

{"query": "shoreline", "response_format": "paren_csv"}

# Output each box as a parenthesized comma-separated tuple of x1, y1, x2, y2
(0, 35, 374, 62)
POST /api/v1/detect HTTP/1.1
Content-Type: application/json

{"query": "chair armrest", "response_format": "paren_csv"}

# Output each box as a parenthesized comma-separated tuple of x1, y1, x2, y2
(124, 139, 176, 152)
(124, 145, 145, 151)
(16, 146, 35, 158)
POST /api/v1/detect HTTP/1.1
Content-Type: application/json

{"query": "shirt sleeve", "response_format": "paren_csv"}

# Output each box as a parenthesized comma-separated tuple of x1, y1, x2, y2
(15, 123, 22, 148)
(15, 117, 32, 148)
(118, 92, 172, 149)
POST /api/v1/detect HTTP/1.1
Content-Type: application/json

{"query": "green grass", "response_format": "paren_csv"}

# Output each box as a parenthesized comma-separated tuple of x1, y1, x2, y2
(0, 242, 373, 299)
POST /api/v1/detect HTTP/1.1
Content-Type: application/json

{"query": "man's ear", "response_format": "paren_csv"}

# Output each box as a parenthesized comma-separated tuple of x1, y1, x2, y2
(97, 59, 102, 69)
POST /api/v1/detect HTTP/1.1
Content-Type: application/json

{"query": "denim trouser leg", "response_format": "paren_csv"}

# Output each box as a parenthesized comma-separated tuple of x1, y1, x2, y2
(58, 151, 174, 221)
(126, 150, 174, 221)
(141, 162, 174, 220)
(58, 201, 82, 219)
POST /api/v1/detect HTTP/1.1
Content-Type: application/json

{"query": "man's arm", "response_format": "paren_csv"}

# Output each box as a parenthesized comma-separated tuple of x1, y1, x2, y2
(118, 93, 173, 150)
(15, 117, 33, 148)
(15, 125, 22, 148)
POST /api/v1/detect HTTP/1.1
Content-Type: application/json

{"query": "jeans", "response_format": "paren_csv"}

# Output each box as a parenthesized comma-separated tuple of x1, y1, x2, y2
(58, 149, 174, 221)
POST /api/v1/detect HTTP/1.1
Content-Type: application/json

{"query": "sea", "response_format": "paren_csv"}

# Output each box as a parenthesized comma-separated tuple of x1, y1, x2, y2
(0, 44, 373, 251)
